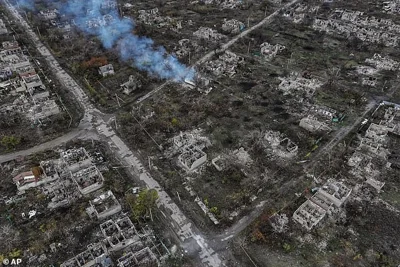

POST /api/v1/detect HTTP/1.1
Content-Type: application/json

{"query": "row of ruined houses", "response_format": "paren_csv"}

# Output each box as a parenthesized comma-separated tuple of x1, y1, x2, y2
(0, 38, 61, 123)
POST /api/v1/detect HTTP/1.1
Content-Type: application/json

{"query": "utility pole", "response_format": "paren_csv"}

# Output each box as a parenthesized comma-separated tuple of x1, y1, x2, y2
(36, 26, 41, 38)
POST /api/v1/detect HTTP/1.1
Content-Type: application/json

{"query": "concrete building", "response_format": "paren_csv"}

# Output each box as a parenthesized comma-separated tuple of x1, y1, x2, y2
(72, 165, 104, 195)
(260, 42, 285, 61)
(293, 200, 327, 231)
(61, 147, 92, 173)
(100, 217, 139, 252)
(293, 180, 351, 230)
(86, 190, 121, 220)
(120, 75, 142, 95)
(178, 144, 207, 172)
(13, 164, 60, 192)
(98, 64, 114, 77)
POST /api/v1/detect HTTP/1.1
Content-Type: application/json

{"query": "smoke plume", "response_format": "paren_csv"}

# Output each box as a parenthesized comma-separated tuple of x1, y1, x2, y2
(16, 0, 195, 81)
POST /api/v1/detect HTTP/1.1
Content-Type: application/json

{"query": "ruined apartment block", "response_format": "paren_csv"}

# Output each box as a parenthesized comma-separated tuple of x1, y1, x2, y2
(86, 190, 122, 220)
(293, 180, 351, 230)
(382, 0, 400, 14)
(71, 165, 104, 195)
(39, 9, 58, 20)
(100, 217, 139, 252)
(60, 243, 112, 267)
(137, 8, 179, 30)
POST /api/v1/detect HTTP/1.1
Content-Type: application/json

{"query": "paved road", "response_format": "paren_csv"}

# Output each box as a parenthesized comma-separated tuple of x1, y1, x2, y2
(0, 128, 97, 164)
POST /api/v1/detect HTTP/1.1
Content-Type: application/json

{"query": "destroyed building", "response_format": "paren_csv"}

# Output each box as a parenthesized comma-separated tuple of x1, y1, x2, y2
(1, 41, 22, 56)
(72, 165, 104, 195)
(299, 116, 331, 133)
(27, 100, 61, 122)
(39, 9, 58, 20)
(293, 200, 327, 231)
(293, 180, 351, 230)
(264, 131, 298, 158)
(100, 217, 139, 252)
(116, 247, 159, 267)
(171, 130, 210, 172)
(204, 50, 244, 77)
(13, 161, 60, 192)
(61, 147, 92, 173)
(42, 179, 80, 210)
(98, 64, 114, 77)
(260, 42, 285, 61)
(221, 19, 245, 34)
(278, 72, 323, 98)
(0, 19, 8, 35)
(193, 27, 226, 42)
(313, 9, 400, 47)
(365, 53, 399, 71)
(120, 75, 142, 95)
(347, 104, 400, 192)
(60, 243, 112, 267)
(86, 190, 122, 220)
(178, 144, 207, 172)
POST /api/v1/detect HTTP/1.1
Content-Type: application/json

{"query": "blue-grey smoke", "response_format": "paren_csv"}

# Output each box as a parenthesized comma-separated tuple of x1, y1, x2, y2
(16, 0, 195, 82)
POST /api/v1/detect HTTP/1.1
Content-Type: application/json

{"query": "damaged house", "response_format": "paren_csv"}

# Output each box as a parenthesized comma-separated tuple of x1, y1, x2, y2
(100, 217, 139, 252)
(293, 180, 351, 230)
(60, 243, 111, 267)
(72, 165, 104, 195)
(221, 19, 245, 34)
(86, 190, 122, 220)
(98, 64, 114, 77)
(120, 75, 142, 95)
